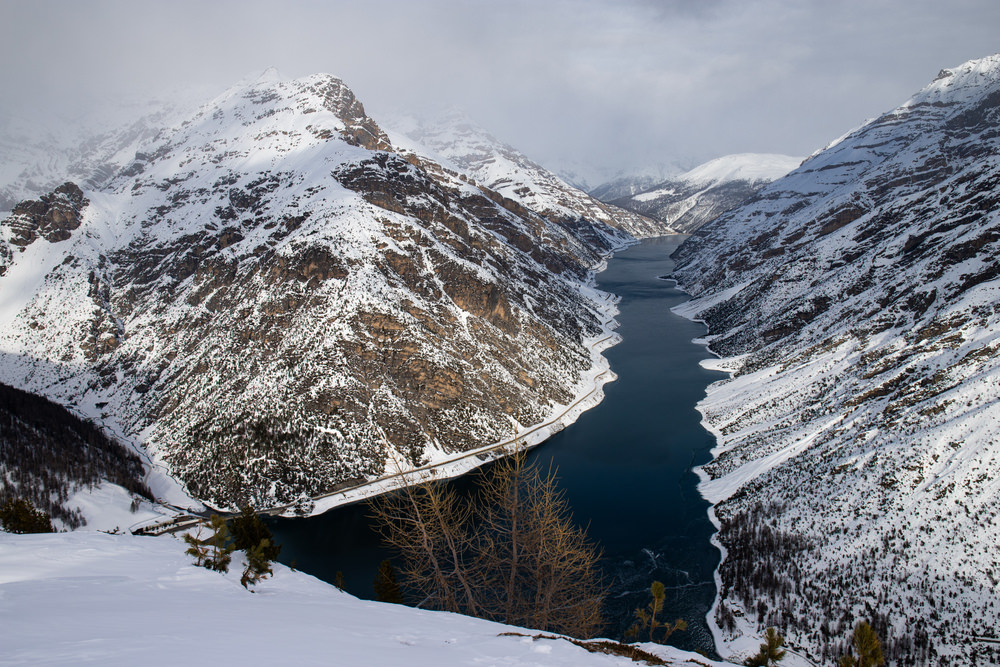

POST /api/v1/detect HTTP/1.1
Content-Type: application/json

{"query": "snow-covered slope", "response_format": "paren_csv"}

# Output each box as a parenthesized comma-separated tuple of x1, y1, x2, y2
(0, 531, 734, 666)
(388, 110, 667, 239)
(0, 73, 634, 511)
(672, 55, 1000, 665)
(0, 100, 198, 215)
(568, 162, 686, 201)
(612, 154, 801, 233)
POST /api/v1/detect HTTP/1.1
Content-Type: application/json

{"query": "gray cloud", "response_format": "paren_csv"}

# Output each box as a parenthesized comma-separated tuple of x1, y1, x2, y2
(3, 0, 999, 178)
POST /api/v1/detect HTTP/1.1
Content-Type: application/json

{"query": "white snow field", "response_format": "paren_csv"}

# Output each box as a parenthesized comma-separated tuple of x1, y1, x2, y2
(0, 531, 734, 667)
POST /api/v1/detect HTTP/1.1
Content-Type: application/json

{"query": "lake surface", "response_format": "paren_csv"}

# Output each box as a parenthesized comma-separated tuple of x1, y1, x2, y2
(269, 235, 726, 654)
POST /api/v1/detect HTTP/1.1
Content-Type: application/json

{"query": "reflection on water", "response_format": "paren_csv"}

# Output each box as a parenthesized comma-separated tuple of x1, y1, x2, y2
(269, 236, 725, 655)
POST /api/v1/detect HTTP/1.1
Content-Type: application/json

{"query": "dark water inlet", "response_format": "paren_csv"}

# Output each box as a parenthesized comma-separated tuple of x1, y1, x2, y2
(269, 235, 726, 654)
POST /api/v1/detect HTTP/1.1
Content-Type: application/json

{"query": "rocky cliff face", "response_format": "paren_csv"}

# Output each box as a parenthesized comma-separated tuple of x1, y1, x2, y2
(611, 154, 800, 233)
(672, 56, 1000, 665)
(0, 182, 88, 269)
(0, 74, 629, 510)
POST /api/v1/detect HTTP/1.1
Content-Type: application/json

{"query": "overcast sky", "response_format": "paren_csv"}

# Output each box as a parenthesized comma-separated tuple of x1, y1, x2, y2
(3, 0, 999, 181)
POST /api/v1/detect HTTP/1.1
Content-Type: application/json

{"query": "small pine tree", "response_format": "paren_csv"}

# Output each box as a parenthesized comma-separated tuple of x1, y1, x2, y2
(241, 538, 274, 590)
(183, 525, 209, 567)
(0, 498, 54, 534)
(205, 514, 233, 573)
(745, 627, 787, 666)
(373, 560, 404, 603)
(627, 580, 687, 643)
(838, 621, 885, 667)
(231, 506, 280, 562)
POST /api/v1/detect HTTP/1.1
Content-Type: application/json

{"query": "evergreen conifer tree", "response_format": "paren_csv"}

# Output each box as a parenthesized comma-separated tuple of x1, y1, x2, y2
(183, 525, 209, 567)
(838, 621, 885, 667)
(744, 627, 787, 666)
(0, 498, 54, 534)
(626, 580, 687, 643)
(231, 506, 280, 562)
(205, 514, 233, 573)
(240, 538, 274, 590)
(373, 560, 404, 604)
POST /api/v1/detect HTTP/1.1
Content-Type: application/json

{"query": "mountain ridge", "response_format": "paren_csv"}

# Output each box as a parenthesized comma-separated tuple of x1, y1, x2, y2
(0, 72, 643, 512)
(387, 111, 667, 240)
(671, 54, 1000, 665)
(608, 153, 801, 233)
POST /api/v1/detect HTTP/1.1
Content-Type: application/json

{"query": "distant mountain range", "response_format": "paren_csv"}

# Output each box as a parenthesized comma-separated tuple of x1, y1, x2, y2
(554, 161, 686, 201)
(672, 55, 1000, 665)
(603, 153, 802, 233)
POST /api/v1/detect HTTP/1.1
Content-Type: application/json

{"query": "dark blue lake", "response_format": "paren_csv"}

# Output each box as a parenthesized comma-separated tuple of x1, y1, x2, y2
(269, 235, 725, 654)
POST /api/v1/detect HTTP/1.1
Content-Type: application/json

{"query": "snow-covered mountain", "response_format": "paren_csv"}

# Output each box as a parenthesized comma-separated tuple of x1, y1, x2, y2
(559, 161, 687, 201)
(611, 154, 801, 233)
(0, 73, 640, 511)
(0, 100, 200, 215)
(388, 110, 667, 240)
(587, 171, 677, 203)
(671, 56, 1000, 665)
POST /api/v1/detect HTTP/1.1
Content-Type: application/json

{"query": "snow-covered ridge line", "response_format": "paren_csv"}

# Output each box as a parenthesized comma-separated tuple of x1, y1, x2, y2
(670, 54, 1000, 665)
(388, 110, 668, 240)
(674, 153, 801, 189)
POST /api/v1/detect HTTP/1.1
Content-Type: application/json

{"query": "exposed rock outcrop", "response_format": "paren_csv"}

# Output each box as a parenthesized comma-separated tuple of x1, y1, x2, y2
(3, 182, 88, 249)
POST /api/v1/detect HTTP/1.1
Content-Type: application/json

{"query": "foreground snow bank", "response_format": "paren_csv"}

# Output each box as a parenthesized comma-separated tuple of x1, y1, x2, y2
(0, 532, 733, 666)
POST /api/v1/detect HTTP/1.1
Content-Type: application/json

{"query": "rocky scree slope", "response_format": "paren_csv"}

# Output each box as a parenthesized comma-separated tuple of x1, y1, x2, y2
(389, 111, 666, 241)
(0, 73, 633, 511)
(671, 56, 1000, 665)
(612, 154, 801, 234)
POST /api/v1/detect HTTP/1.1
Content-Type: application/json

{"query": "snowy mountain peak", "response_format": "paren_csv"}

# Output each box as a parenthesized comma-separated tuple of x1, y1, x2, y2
(815, 53, 1000, 157)
(909, 52, 1000, 104)
(254, 66, 282, 84)
(0, 72, 641, 512)
(679, 153, 801, 187)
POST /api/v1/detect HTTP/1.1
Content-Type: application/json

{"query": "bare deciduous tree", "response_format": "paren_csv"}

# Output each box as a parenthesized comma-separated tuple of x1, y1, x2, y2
(369, 467, 480, 616)
(369, 449, 605, 638)
(475, 451, 604, 637)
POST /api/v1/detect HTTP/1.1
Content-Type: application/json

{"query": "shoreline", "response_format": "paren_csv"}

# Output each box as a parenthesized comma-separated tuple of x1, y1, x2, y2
(668, 282, 746, 663)
(269, 239, 636, 518)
